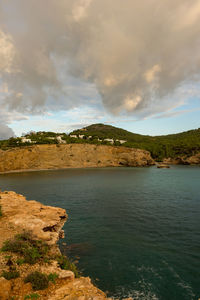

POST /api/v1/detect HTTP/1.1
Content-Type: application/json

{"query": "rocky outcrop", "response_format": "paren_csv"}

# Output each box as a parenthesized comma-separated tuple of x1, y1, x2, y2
(163, 153, 200, 165)
(0, 191, 132, 300)
(0, 144, 154, 173)
(0, 191, 67, 246)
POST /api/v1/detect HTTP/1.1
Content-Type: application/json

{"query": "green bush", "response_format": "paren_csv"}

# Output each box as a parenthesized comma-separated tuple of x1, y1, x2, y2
(1, 232, 49, 264)
(24, 271, 49, 291)
(24, 293, 40, 299)
(2, 270, 20, 280)
(16, 258, 25, 266)
(56, 255, 79, 278)
(47, 272, 58, 284)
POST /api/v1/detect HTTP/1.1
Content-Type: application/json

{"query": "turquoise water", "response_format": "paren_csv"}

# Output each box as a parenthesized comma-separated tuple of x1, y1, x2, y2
(0, 166, 200, 299)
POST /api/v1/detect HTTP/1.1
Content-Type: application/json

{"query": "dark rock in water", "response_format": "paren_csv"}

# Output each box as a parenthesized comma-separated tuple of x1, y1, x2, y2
(60, 242, 95, 257)
(157, 164, 170, 168)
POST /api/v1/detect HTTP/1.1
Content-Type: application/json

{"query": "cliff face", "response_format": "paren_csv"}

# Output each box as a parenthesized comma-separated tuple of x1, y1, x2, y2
(0, 191, 129, 300)
(163, 153, 200, 165)
(0, 144, 154, 173)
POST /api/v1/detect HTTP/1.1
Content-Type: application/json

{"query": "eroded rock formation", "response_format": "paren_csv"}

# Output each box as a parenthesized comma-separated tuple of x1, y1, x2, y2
(0, 144, 155, 173)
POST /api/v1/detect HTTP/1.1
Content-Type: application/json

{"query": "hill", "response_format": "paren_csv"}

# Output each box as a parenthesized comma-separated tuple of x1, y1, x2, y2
(71, 124, 200, 161)
(71, 123, 150, 141)
(0, 124, 200, 161)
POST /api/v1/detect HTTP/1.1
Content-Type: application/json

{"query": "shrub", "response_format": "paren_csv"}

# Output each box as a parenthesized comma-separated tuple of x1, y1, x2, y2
(24, 271, 49, 291)
(1, 232, 49, 264)
(0, 205, 2, 217)
(24, 293, 40, 299)
(47, 272, 58, 284)
(2, 270, 20, 280)
(56, 255, 79, 278)
(16, 258, 25, 265)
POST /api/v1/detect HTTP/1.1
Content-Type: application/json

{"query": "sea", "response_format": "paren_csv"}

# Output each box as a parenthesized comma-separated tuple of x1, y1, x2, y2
(0, 166, 199, 300)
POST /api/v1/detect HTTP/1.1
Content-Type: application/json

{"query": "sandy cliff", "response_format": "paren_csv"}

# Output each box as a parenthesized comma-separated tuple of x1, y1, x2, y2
(0, 191, 133, 299)
(0, 144, 154, 173)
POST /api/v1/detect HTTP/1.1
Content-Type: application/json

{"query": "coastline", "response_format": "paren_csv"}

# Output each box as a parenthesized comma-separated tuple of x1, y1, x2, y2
(0, 144, 155, 174)
(0, 191, 108, 299)
(0, 144, 199, 175)
(0, 162, 199, 175)
(0, 190, 132, 300)
(0, 165, 154, 175)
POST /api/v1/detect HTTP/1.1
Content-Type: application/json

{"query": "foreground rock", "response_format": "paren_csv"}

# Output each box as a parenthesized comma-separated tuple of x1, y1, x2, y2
(0, 191, 67, 246)
(0, 191, 131, 300)
(0, 144, 155, 173)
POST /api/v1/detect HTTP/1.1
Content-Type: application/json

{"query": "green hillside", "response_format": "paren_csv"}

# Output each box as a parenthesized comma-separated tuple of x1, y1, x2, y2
(0, 124, 200, 161)
(71, 124, 200, 161)
(71, 123, 150, 141)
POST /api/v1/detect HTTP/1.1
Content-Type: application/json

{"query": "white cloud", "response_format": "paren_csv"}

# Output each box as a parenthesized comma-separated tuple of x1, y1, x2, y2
(124, 95, 142, 112)
(0, 30, 16, 73)
(176, 0, 200, 29)
(144, 65, 161, 84)
(0, 0, 200, 120)
(72, 0, 93, 21)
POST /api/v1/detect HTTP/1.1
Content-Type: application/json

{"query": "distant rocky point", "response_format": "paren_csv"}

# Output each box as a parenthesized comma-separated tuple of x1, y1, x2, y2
(162, 153, 200, 165)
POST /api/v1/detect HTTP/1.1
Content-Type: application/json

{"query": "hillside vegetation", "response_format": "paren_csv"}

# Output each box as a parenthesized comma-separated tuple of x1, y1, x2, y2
(71, 124, 200, 161)
(0, 124, 200, 161)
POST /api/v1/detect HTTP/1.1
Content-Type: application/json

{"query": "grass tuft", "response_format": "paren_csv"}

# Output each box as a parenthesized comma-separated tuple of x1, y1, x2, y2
(56, 255, 79, 278)
(2, 269, 20, 280)
(24, 293, 40, 299)
(1, 232, 50, 264)
(24, 271, 49, 291)
(24, 271, 58, 292)
(47, 272, 58, 284)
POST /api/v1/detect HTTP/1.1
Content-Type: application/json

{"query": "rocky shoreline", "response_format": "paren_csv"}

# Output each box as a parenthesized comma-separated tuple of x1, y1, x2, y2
(0, 144, 155, 174)
(0, 190, 132, 300)
(162, 153, 200, 165)
(0, 144, 199, 175)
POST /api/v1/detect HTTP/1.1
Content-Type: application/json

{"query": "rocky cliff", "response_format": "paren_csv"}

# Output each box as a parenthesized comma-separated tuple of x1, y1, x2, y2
(0, 190, 132, 300)
(0, 144, 154, 173)
(162, 153, 200, 165)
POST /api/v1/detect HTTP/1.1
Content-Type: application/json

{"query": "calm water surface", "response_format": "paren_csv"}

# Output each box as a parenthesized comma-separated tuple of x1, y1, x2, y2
(0, 166, 200, 300)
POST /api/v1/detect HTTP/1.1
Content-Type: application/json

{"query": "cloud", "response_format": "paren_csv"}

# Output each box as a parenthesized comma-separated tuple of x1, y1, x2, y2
(153, 107, 200, 119)
(0, 124, 15, 140)
(0, 0, 200, 118)
(0, 107, 28, 139)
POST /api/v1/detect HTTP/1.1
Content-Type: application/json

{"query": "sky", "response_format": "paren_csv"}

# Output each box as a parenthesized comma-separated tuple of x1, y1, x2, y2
(0, 0, 200, 139)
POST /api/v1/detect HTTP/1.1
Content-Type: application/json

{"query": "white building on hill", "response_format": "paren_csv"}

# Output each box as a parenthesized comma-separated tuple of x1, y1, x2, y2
(104, 138, 114, 144)
(79, 135, 85, 139)
(57, 136, 66, 144)
(116, 139, 127, 144)
(21, 137, 32, 143)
